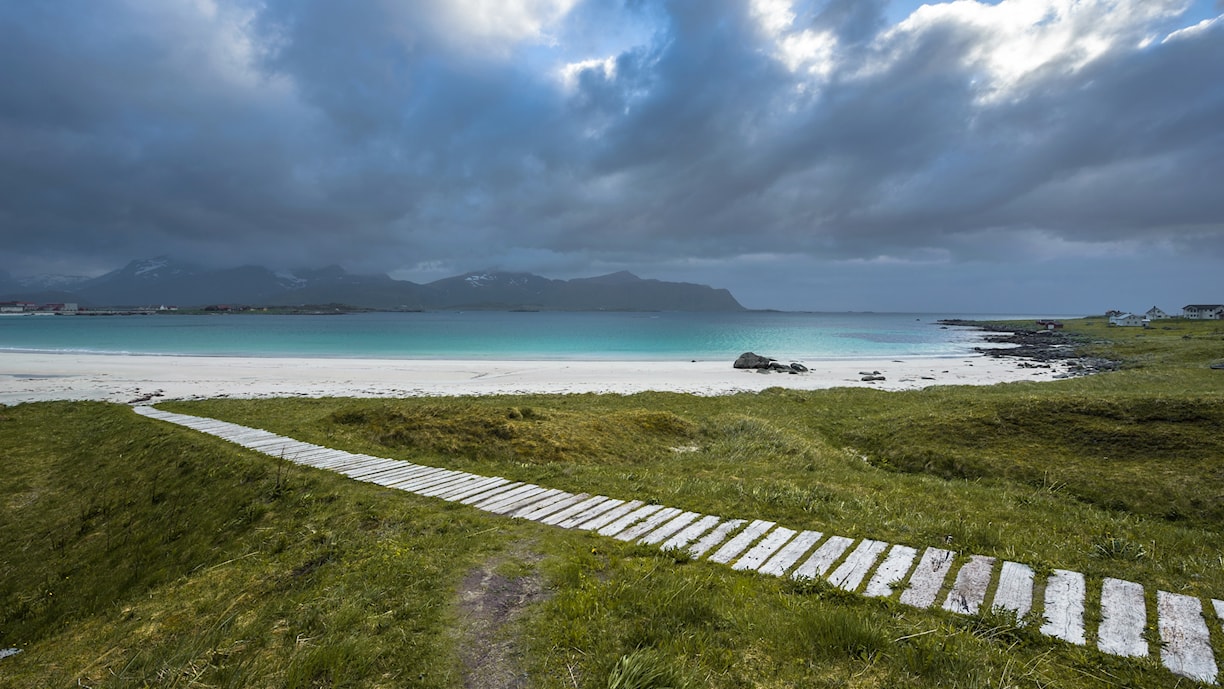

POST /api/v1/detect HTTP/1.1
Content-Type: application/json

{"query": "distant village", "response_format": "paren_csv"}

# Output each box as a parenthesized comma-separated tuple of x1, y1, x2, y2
(1106, 304, 1224, 327)
(0, 302, 177, 315)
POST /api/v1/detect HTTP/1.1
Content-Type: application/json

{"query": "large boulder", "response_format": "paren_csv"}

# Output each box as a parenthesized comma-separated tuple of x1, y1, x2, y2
(733, 352, 775, 369)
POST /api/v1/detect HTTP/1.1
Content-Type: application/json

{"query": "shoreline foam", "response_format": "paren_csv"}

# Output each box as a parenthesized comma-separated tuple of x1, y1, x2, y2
(0, 349, 1073, 405)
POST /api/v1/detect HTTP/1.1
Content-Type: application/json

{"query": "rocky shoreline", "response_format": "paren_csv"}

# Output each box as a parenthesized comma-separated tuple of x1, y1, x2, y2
(938, 320, 1121, 379)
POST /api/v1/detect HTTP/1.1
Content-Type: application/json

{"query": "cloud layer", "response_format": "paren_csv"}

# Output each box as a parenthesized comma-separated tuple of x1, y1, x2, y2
(2, 0, 1221, 310)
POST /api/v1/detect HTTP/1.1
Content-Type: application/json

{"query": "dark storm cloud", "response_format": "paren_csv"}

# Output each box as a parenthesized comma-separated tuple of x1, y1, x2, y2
(0, 0, 1220, 309)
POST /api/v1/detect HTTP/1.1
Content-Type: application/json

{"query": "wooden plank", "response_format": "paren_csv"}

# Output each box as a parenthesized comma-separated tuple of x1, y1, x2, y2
(340, 460, 406, 479)
(573, 500, 645, 531)
(368, 466, 436, 487)
(470, 483, 539, 509)
(361, 465, 434, 484)
(386, 467, 452, 489)
(613, 508, 684, 542)
(864, 544, 918, 598)
(541, 496, 613, 526)
(431, 477, 508, 501)
(991, 561, 1034, 617)
(688, 519, 746, 558)
(1157, 591, 1218, 684)
(758, 530, 823, 577)
(597, 504, 665, 537)
(708, 520, 775, 565)
(639, 512, 703, 546)
(514, 492, 588, 520)
(1097, 578, 1147, 658)
(1040, 569, 1086, 645)
(283, 447, 339, 464)
(417, 474, 485, 496)
(393, 470, 469, 493)
(899, 547, 955, 609)
(791, 535, 854, 581)
(477, 485, 549, 512)
(660, 515, 721, 552)
(943, 555, 996, 615)
(458, 482, 525, 505)
(305, 452, 364, 469)
(341, 462, 411, 480)
(732, 527, 796, 572)
(828, 539, 888, 592)
(488, 488, 564, 515)
(476, 485, 548, 512)
(557, 498, 626, 529)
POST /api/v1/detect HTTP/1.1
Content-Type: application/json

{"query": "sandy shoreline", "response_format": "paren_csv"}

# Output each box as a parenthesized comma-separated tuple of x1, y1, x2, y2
(0, 349, 1071, 405)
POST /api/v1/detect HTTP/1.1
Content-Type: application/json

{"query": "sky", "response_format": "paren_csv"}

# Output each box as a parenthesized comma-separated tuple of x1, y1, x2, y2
(1, 0, 1222, 312)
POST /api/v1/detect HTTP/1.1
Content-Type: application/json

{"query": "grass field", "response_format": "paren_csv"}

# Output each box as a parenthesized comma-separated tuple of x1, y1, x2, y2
(2, 316, 1222, 687)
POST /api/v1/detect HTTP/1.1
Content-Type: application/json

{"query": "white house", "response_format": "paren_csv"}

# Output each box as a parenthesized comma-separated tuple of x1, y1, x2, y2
(1182, 304, 1224, 320)
(1145, 306, 1170, 320)
(1109, 313, 1148, 327)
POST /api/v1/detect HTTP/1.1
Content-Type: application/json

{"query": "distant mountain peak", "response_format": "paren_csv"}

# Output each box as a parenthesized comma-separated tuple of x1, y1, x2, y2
(118, 256, 197, 281)
(579, 270, 642, 284)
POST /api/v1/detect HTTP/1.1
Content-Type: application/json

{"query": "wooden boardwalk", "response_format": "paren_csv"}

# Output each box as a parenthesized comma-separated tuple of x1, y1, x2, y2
(134, 407, 1224, 685)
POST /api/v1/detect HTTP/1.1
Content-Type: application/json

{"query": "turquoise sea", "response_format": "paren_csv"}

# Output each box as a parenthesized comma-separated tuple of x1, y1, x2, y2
(0, 311, 1071, 361)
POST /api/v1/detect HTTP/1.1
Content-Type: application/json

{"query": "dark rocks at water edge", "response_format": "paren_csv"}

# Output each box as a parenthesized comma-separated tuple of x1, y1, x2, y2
(733, 352, 809, 374)
(937, 320, 1121, 378)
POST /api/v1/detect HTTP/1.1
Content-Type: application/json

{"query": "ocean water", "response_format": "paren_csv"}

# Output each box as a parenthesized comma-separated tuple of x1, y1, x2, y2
(0, 311, 1066, 361)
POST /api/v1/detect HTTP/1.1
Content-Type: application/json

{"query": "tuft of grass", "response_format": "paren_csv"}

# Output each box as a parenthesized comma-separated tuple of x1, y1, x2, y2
(606, 649, 687, 689)
(792, 606, 891, 660)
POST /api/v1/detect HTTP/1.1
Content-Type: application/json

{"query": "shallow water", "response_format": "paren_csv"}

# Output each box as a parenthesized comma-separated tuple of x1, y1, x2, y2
(0, 311, 1073, 361)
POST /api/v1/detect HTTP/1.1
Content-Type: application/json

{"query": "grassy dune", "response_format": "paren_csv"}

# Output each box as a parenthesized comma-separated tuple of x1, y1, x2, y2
(2, 316, 1222, 687)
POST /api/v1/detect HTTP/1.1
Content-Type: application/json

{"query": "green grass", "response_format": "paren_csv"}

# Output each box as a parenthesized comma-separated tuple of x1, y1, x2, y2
(2, 316, 1222, 687)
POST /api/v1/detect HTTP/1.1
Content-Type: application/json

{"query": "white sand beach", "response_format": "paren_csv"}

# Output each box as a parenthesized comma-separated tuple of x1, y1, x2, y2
(0, 350, 1070, 405)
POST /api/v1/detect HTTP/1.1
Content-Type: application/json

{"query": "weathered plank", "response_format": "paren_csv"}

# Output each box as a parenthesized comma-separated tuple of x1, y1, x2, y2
(709, 520, 774, 565)
(688, 519, 745, 558)
(434, 476, 509, 501)
(943, 555, 996, 615)
(457, 482, 525, 505)
(573, 500, 645, 531)
(732, 527, 796, 572)
(473, 484, 548, 512)
(410, 473, 478, 495)
(639, 512, 703, 546)
(306, 451, 367, 469)
(541, 496, 613, 526)
(758, 530, 823, 577)
(828, 539, 888, 592)
(342, 461, 411, 480)
(395, 470, 470, 493)
(792, 535, 854, 581)
(864, 544, 918, 598)
(660, 515, 722, 551)
(990, 561, 1034, 618)
(488, 488, 564, 515)
(386, 467, 453, 490)
(557, 498, 626, 529)
(369, 466, 436, 487)
(1157, 590, 1218, 684)
(514, 492, 588, 520)
(1040, 569, 1086, 645)
(596, 504, 665, 537)
(1097, 578, 1147, 658)
(898, 547, 955, 609)
(613, 507, 684, 542)
(471, 483, 540, 509)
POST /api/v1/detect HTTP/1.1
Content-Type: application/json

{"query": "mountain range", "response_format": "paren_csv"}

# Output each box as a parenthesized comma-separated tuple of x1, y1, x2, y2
(0, 258, 744, 311)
